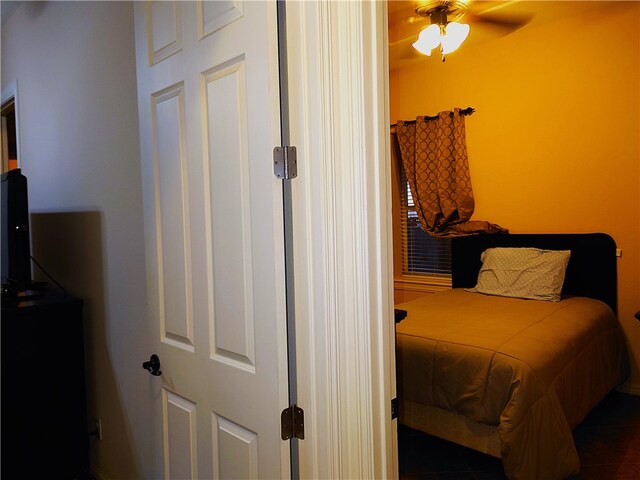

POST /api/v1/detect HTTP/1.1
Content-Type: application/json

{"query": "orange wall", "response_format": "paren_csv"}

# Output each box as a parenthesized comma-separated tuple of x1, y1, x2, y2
(389, 2, 640, 392)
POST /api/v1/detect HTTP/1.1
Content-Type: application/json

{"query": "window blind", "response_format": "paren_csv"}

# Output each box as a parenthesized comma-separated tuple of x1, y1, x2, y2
(400, 173, 452, 277)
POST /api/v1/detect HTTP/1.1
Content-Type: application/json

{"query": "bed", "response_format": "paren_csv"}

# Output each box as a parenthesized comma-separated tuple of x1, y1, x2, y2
(395, 233, 628, 480)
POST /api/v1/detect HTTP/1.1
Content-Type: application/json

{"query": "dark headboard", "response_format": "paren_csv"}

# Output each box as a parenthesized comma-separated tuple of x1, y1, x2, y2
(451, 233, 618, 314)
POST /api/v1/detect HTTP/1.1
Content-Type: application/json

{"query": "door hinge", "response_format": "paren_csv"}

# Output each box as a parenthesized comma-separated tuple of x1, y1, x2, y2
(391, 397, 398, 420)
(281, 404, 304, 440)
(274, 146, 297, 180)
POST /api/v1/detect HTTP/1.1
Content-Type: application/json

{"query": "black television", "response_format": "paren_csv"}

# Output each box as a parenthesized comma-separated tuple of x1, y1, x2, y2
(1, 168, 32, 294)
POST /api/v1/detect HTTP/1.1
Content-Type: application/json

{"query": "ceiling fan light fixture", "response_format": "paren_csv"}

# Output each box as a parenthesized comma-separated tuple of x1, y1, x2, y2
(412, 21, 470, 57)
(440, 21, 470, 54)
(412, 23, 441, 56)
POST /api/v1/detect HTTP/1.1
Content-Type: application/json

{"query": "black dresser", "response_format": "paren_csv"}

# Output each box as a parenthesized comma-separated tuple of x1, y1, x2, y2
(2, 289, 90, 479)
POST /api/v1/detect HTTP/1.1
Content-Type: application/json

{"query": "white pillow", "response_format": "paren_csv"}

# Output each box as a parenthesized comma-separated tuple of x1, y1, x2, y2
(467, 247, 571, 301)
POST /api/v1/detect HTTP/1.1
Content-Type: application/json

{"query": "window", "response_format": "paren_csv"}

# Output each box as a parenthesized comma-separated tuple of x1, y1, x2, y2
(399, 168, 452, 280)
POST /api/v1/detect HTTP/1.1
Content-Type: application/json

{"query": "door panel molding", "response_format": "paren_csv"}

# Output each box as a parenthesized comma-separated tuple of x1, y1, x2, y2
(163, 390, 198, 479)
(151, 82, 195, 353)
(147, 1, 182, 65)
(212, 414, 259, 480)
(201, 58, 257, 373)
(197, 0, 244, 40)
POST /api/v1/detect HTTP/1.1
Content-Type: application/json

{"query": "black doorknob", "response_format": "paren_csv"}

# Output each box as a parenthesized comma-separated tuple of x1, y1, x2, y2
(143, 354, 162, 376)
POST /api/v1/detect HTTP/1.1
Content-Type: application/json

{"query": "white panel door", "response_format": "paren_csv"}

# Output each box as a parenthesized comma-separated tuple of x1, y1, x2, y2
(133, 1, 289, 478)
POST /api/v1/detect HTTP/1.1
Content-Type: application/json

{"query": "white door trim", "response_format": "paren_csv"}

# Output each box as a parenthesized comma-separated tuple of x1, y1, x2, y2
(286, 1, 397, 478)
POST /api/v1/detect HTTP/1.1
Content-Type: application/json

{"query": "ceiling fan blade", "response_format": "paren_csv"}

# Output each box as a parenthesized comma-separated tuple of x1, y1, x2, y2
(465, 10, 532, 34)
(389, 38, 426, 69)
(470, 0, 522, 16)
(388, 36, 423, 63)
(464, 12, 533, 31)
(407, 15, 429, 26)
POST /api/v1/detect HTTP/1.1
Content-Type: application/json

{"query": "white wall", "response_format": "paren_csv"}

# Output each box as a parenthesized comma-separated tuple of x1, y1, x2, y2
(2, 2, 152, 478)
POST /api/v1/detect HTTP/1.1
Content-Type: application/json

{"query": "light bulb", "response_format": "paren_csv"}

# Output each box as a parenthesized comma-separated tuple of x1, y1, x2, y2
(440, 22, 470, 55)
(412, 24, 441, 56)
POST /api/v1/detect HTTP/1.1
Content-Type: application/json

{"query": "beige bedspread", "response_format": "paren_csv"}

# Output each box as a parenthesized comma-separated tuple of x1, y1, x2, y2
(396, 289, 627, 480)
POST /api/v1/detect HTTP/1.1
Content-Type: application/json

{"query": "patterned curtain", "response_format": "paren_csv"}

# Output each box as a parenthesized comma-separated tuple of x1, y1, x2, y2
(395, 109, 507, 237)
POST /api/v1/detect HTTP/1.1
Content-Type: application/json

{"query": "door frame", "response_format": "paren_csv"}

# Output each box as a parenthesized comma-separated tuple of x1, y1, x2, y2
(1, 81, 21, 173)
(286, 1, 397, 478)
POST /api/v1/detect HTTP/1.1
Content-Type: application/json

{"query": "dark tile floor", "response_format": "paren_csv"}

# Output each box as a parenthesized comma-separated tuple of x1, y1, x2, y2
(398, 391, 640, 480)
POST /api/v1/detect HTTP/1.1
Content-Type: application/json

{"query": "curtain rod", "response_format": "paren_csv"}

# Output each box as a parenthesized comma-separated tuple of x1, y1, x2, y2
(390, 107, 475, 129)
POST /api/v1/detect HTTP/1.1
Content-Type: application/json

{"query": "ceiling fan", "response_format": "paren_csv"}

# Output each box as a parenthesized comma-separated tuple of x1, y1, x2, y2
(389, 0, 532, 63)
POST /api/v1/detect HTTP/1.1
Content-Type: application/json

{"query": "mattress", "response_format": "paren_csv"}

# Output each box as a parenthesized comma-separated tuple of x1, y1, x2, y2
(396, 289, 626, 480)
